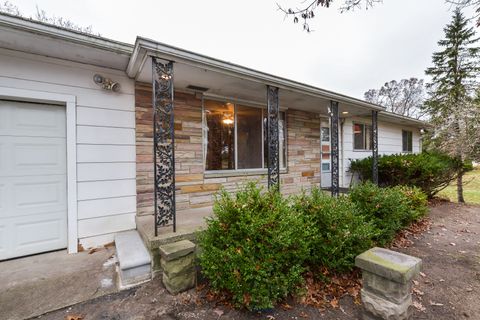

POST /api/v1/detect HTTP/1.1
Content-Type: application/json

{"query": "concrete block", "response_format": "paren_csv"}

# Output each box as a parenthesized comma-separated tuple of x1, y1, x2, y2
(355, 247, 422, 284)
(356, 248, 421, 320)
(115, 230, 152, 289)
(161, 253, 195, 278)
(162, 270, 196, 294)
(363, 271, 412, 304)
(361, 289, 413, 320)
(159, 240, 195, 261)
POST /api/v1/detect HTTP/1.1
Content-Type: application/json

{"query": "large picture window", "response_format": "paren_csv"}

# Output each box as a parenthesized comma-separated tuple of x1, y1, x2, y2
(204, 99, 286, 171)
(402, 130, 413, 152)
(353, 122, 373, 150)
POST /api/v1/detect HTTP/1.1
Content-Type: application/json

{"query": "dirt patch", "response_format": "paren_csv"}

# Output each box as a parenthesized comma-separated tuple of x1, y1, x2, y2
(37, 203, 480, 320)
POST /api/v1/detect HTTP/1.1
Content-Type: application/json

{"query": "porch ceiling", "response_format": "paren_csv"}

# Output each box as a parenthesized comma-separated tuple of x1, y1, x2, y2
(129, 37, 384, 117)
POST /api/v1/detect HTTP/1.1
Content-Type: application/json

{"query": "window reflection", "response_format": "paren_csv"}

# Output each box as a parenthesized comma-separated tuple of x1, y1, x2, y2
(204, 100, 235, 170)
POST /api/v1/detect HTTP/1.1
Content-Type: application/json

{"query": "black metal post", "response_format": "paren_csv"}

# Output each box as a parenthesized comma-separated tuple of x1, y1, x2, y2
(330, 101, 340, 197)
(152, 57, 176, 235)
(267, 85, 280, 190)
(372, 110, 379, 185)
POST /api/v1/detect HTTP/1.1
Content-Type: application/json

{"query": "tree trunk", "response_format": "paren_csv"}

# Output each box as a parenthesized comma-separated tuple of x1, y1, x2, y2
(457, 171, 465, 203)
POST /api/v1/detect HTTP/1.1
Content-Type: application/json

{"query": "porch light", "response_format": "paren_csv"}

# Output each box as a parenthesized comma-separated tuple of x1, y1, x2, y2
(342, 111, 349, 115)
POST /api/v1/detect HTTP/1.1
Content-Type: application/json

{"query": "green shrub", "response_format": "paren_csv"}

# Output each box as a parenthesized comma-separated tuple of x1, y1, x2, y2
(349, 152, 465, 198)
(198, 182, 309, 310)
(292, 188, 376, 273)
(349, 182, 428, 245)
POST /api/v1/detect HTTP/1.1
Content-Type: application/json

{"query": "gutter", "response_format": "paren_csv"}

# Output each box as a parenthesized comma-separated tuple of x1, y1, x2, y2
(0, 12, 133, 56)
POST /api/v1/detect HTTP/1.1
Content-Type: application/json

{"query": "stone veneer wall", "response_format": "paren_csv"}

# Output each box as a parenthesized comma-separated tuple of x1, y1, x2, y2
(135, 82, 321, 215)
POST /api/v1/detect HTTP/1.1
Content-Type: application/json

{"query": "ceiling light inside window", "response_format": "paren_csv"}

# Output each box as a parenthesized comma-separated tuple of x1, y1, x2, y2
(222, 113, 234, 125)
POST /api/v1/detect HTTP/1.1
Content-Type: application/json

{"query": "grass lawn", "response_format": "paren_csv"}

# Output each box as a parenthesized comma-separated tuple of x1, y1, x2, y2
(438, 167, 480, 204)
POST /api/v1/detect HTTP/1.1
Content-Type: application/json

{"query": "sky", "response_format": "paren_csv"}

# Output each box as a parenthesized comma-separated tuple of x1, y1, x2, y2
(7, 0, 477, 99)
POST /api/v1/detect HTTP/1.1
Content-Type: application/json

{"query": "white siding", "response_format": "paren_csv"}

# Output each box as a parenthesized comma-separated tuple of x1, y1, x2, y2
(0, 48, 136, 248)
(341, 117, 422, 187)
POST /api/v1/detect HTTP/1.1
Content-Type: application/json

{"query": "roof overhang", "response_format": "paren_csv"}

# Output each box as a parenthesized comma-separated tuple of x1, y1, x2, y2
(127, 37, 386, 116)
(0, 12, 133, 70)
(378, 112, 430, 129)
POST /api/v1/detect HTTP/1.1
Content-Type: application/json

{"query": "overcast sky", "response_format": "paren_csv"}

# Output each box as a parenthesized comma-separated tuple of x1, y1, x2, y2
(9, 0, 477, 99)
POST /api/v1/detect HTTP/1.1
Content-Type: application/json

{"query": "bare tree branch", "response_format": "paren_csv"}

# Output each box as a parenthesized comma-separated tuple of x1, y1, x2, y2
(277, 0, 382, 32)
(0, 1, 100, 35)
(279, 0, 480, 31)
(364, 78, 427, 120)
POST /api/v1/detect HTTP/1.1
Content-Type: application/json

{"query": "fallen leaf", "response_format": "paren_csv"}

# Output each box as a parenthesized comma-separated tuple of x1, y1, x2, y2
(299, 311, 309, 318)
(88, 248, 99, 254)
(413, 288, 424, 296)
(413, 301, 426, 312)
(103, 241, 115, 248)
(213, 308, 224, 317)
(450, 243, 456, 246)
(281, 303, 293, 310)
(330, 298, 339, 309)
(412, 280, 419, 286)
(65, 315, 83, 320)
(419, 272, 426, 278)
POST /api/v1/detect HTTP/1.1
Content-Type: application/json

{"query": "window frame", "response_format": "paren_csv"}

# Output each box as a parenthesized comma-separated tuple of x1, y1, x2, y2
(352, 121, 373, 151)
(402, 130, 413, 153)
(202, 97, 288, 175)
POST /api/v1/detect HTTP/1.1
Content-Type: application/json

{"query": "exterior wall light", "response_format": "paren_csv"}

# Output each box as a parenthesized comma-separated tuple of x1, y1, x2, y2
(93, 74, 121, 92)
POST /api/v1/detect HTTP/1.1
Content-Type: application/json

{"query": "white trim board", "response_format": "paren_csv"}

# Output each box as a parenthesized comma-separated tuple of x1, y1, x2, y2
(0, 86, 78, 254)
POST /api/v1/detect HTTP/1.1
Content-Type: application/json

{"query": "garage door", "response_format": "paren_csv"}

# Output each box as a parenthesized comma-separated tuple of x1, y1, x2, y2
(0, 100, 67, 260)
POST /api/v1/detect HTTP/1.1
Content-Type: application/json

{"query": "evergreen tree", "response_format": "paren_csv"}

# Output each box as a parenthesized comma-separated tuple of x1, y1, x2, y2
(424, 8, 480, 203)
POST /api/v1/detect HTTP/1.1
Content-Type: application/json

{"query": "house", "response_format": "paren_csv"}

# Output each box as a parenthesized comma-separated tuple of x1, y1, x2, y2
(0, 13, 425, 261)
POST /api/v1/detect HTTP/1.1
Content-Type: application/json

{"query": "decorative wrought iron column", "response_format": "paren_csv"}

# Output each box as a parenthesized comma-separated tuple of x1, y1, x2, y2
(267, 85, 280, 190)
(152, 57, 176, 235)
(330, 101, 340, 197)
(372, 110, 379, 185)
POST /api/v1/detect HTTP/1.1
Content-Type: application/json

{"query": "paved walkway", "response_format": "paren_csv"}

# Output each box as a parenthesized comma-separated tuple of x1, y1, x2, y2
(0, 247, 117, 320)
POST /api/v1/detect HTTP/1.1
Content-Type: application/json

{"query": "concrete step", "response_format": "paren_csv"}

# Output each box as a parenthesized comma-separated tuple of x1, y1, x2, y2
(114, 230, 152, 290)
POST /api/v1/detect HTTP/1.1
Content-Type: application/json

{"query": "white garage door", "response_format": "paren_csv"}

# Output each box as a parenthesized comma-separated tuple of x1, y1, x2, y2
(0, 100, 67, 260)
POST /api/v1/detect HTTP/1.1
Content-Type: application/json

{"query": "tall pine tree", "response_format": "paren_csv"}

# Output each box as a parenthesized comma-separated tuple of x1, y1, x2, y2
(425, 8, 480, 203)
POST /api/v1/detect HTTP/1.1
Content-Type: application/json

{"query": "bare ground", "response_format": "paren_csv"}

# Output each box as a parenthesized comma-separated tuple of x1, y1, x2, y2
(36, 202, 480, 320)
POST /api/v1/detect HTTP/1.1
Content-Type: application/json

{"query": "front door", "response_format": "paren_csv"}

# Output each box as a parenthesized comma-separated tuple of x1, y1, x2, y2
(320, 120, 331, 188)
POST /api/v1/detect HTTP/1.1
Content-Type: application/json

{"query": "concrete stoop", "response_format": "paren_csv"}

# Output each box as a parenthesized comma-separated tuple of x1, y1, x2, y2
(115, 230, 152, 290)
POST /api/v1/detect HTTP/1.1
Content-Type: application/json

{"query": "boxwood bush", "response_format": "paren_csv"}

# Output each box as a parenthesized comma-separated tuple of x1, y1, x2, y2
(349, 182, 428, 245)
(292, 188, 376, 273)
(198, 183, 309, 310)
(199, 182, 429, 309)
(349, 152, 465, 198)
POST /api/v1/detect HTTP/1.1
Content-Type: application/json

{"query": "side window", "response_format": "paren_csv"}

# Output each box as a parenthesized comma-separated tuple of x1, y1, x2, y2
(402, 130, 413, 152)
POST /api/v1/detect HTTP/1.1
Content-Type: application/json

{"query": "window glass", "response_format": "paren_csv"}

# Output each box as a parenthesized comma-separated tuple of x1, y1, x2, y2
(402, 130, 413, 152)
(322, 163, 330, 171)
(237, 105, 263, 169)
(353, 123, 373, 150)
(321, 127, 330, 142)
(353, 123, 365, 150)
(204, 100, 235, 170)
